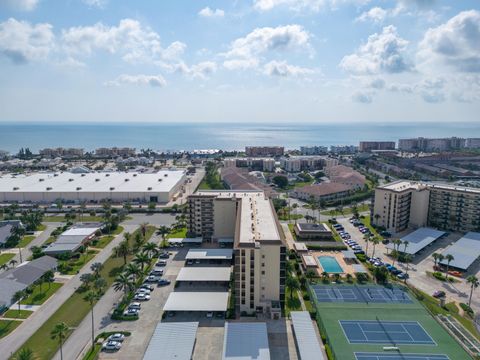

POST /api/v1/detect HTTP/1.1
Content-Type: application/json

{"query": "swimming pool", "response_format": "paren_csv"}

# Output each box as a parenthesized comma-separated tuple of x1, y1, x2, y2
(318, 256, 344, 273)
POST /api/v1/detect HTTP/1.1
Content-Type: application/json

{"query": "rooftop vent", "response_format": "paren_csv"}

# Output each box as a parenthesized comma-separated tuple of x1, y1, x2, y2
(95, 178, 100, 182)
(110, 187, 115, 191)
(54, 174, 59, 177)
(69, 178, 74, 182)
(147, 187, 152, 191)
(81, 174, 86, 177)
(158, 179, 163, 182)
(164, 174, 168, 177)
(76, 187, 82, 191)
(13, 187, 19, 191)
(124, 178, 130, 182)
(39, 178, 44, 182)
(105, 174, 110, 177)
(46, 187, 52, 191)
(133, 174, 137, 177)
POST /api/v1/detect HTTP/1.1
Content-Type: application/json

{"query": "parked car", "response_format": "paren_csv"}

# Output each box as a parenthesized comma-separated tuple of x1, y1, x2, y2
(136, 288, 151, 295)
(123, 308, 139, 316)
(397, 273, 409, 280)
(433, 290, 446, 298)
(159, 252, 170, 259)
(128, 302, 141, 310)
(150, 269, 164, 276)
(353, 250, 365, 254)
(134, 293, 151, 301)
(146, 275, 160, 282)
(158, 279, 171, 286)
(380, 231, 392, 238)
(102, 340, 122, 352)
(141, 284, 154, 291)
(108, 333, 125, 342)
(156, 260, 167, 266)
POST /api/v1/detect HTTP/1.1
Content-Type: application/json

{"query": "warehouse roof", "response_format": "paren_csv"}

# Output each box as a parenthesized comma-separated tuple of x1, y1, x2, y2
(185, 248, 233, 260)
(223, 322, 270, 360)
(386, 227, 445, 255)
(176, 267, 231, 282)
(0, 170, 185, 193)
(143, 322, 199, 360)
(163, 292, 229, 311)
(290, 311, 324, 360)
(440, 232, 480, 270)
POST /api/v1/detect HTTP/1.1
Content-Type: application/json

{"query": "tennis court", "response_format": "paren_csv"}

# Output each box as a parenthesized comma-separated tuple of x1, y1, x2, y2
(355, 353, 449, 360)
(312, 285, 412, 304)
(340, 320, 435, 345)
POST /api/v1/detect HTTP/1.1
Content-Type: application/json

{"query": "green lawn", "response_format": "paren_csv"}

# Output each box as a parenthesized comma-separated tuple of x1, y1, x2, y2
(361, 215, 383, 238)
(58, 250, 98, 275)
(3, 309, 33, 319)
(0, 253, 15, 266)
(20, 282, 63, 305)
(0, 320, 21, 339)
(167, 226, 187, 239)
(36, 224, 47, 231)
(43, 215, 104, 222)
(321, 203, 370, 216)
(94, 235, 115, 248)
(12, 225, 156, 360)
(18, 235, 36, 248)
(285, 289, 302, 316)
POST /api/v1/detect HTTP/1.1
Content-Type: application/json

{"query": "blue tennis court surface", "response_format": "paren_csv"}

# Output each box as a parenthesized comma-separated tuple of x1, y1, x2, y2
(340, 320, 435, 345)
(312, 285, 412, 304)
(355, 353, 449, 360)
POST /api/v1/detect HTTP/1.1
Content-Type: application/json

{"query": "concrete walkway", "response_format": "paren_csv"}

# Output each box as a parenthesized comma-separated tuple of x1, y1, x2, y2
(0, 224, 136, 359)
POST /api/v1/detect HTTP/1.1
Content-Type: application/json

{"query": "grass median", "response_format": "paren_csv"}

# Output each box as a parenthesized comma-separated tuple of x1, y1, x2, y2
(12, 225, 155, 360)
(3, 309, 33, 320)
(0, 320, 22, 339)
(0, 253, 15, 266)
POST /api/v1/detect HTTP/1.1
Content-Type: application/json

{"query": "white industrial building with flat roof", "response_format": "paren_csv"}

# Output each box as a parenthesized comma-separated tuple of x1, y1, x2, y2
(0, 170, 186, 203)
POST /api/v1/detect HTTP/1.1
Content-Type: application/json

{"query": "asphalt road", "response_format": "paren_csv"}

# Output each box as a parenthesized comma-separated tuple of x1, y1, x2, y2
(0, 224, 137, 359)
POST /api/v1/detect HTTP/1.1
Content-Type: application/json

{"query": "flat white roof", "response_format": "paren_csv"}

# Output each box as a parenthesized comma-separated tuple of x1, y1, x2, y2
(186, 248, 233, 260)
(386, 227, 445, 255)
(168, 237, 202, 244)
(440, 232, 480, 270)
(302, 255, 317, 267)
(0, 170, 185, 193)
(294, 242, 308, 251)
(163, 292, 229, 311)
(378, 180, 425, 192)
(143, 322, 199, 360)
(290, 311, 324, 360)
(177, 267, 231, 282)
(223, 322, 270, 360)
(62, 226, 101, 236)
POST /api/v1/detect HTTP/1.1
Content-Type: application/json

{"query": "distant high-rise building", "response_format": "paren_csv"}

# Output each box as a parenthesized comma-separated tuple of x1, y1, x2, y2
(300, 146, 328, 155)
(359, 141, 396, 152)
(39, 147, 84, 157)
(245, 146, 284, 157)
(330, 145, 357, 154)
(95, 147, 136, 157)
(397, 137, 479, 152)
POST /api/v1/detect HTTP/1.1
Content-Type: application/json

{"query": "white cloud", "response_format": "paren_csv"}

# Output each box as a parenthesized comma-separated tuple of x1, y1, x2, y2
(0, 18, 54, 64)
(263, 60, 314, 77)
(82, 0, 108, 8)
(61, 19, 185, 64)
(340, 25, 411, 75)
(352, 91, 373, 103)
(417, 10, 480, 73)
(356, 7, 387, 23)
(223, 25, 311, 70)
(0, 0, 39, 11)
(369, 78, 385, 89)
(174, 61, 217, 79)
(105, 74, 167, 87)
(198, 7, 224, 18)
(253, 0, 370, 12)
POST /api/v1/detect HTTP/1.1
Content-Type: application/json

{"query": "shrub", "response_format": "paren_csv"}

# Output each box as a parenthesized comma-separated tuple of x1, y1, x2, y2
(325, 344, 334, 360)
(460, 303, 474, 315)
(356, 253, 367, 262)
(303, 293, 310, 301)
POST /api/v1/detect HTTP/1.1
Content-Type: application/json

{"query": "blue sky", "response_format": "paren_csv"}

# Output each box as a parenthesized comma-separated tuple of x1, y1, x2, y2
(0, 0, 479, 123)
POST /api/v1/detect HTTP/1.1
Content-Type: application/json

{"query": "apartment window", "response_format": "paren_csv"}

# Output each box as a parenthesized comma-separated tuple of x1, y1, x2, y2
(262, 255, 265, 259)
(262, 271, 265, 275)
(262, 263, 265, 267)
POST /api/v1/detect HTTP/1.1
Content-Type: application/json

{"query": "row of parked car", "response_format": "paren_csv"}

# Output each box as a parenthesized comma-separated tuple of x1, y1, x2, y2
(104, 250, 173, 352)
(367, 256, 409, 280)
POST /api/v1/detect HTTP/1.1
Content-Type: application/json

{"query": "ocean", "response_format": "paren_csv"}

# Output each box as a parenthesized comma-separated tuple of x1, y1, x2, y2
(0, 122, 479, 153)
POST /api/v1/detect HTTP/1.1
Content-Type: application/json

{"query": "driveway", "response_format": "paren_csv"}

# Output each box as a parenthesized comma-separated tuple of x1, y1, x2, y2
(0, 224, 137, 359)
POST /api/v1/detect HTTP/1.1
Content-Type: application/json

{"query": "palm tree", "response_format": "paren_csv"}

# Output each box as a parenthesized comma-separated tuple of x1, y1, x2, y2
(114, 240, 130, 265)
(140, 222, 149, 239)
(80, 273, 95, 290)
(12, 290, 25, 317)
(90, 262, 103, 279)
(364, 235, 370, 257)
(157, 226, 170, 241)
(285, 276, 300, 300)
(402, 241, 409, 258)
(0, 263, 8, 271)
(321, 271, 329, 282)
(9, 259, 18, 268)
(113, 273, 133, 297)
(123, 232, 132, 244)
(373, 213, 381, 226)
(392, 239, 402, 266)
(432, 253, 440, 269)
(444, 254, 454, 282)
(51, 322, 69, 360)
(133, 252, 150, 271)
(143, 242, 158, 258)
(15, 348, 34, 360)
(404, 254, 412, 281)
(466, 275, 479, 307)
(437, 254, 445, 271)
(133, 232, 146, 252)
(84, 291, 100, 351)
(124, 263, 142, 282)
(292, 203, 299, 224)
(371, 237, 380, 258)
(346, 273, 353, 283)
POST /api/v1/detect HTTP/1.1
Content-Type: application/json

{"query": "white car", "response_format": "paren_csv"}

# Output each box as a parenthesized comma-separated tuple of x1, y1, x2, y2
(102, 340, 122, 352)
(146, 275, 160, 282)
(136, 288, 151, 295)
(128, 302, 141, 310)
(108, 333, 125, 342)
(123, 308, 139, 316)
(134, 293, 151, 301)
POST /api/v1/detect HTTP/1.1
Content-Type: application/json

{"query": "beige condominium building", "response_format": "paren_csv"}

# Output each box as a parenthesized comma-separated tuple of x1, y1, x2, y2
(373, 180, 480, 233)
(187, 190, 286, 318)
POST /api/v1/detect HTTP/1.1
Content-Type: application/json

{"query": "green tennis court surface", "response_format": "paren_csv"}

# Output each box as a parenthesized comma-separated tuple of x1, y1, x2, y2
(311, 284, 470, 360)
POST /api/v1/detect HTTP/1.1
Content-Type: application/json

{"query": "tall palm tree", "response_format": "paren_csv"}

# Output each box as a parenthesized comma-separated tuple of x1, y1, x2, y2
(114, 240, 130, 265)
(285, 276, 300, 301)
(142, 242, 159, 258)
(371, 237, 380, 258)
(12, 290, 25, 317)
(0, 263, 8, 271)
(84, 291, 100, 351)
(90, 262, 103, 279)
(364, 235, 370, 257)
(404, 254, 412, 281)
(15, 347, 34, 360)
(133, 252, 150, 271)
(437, 254, 445, 271)
(432, 253, 440, 269)
(466, 275, 479, 307)
(157, 226, 170, 242)
(123, 232, 132, 244)
(51, 322, 69, 360)
(140, 222, 149, 239)
(402, 241, 409, 257)
(444, 254, 454, 282)
(113, 273, 133, 297)
(124, 263, 142, 282)
(9, 258, 18, 268)
(133, 232, 145, 252)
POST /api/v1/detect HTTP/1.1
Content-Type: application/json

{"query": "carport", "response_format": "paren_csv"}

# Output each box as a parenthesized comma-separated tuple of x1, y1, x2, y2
(163, 292, 229, 313)
(177, 267, 231, 282)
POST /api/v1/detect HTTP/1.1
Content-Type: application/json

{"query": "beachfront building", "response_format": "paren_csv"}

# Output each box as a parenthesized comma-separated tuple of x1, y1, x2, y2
(245, 146, 284, 157)
(187, 191, 286, 317)
(223, 158, 275, 172)
(373, 180, 480, 233)
(300, 146, 328, 155)
(359, 141, 396, 152)
(397, 137, 480, 152)
(0, 170, 186, 204)
(95, 147, 136, 157)
(39, 147, 84, 158)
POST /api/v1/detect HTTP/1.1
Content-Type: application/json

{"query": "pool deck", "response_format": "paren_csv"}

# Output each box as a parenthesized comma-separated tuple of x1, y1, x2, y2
(310, 251, 356, 275)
